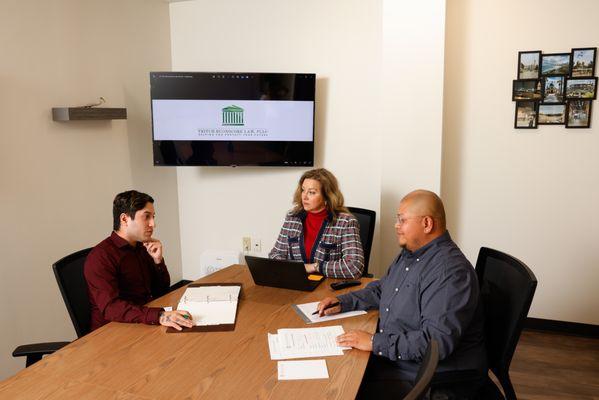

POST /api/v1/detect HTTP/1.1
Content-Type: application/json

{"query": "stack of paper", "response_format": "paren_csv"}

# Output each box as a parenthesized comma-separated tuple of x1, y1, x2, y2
(177, 285, 240, 326)
(292, 302, 367, 324)
(268, 325, 349, 360)
(277, 360, 329, 380)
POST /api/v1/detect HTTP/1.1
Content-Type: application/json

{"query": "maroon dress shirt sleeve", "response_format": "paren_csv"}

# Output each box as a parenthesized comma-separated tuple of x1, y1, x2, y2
(152, 259, 171, 297)
(85, 247, 165, 326)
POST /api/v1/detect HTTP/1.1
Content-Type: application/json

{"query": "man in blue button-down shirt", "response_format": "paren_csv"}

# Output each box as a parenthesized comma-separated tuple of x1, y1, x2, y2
(317, 190, 486, 398)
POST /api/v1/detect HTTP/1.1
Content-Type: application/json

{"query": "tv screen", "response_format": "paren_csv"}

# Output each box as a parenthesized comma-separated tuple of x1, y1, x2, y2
(150, 72, 315, 166)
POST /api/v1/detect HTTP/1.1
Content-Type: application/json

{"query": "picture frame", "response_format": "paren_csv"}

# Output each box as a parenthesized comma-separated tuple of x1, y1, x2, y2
(518, 50, 541, 79)
(565, 77, 598, 100)
(514, 101, 538, 129)
(541, 53, 571, 76)
(542, 76, 565, 103)
(538, 104, 566, 125)
(512, 79, 543, 101)
(570, 47, 596, 77)
(512, 48, 596, 131)
(565, 100, 592, 128)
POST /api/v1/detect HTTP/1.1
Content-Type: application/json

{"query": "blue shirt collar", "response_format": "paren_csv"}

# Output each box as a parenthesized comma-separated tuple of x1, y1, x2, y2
(402, 230, 452, 259)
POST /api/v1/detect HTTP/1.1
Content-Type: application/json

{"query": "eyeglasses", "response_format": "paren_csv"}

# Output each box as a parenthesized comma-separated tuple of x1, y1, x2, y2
(395, 215, 424, 226)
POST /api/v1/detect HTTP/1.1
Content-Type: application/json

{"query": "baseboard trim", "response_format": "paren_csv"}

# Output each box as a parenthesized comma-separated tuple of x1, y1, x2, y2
(524, 317, 599, 338)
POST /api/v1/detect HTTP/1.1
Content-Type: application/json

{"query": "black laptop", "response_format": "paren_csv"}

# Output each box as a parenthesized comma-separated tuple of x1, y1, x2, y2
(245, 256, 325, 292)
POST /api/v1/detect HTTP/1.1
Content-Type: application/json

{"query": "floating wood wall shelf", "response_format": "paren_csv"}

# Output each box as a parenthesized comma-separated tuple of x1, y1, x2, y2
(52, 107, 127, 121)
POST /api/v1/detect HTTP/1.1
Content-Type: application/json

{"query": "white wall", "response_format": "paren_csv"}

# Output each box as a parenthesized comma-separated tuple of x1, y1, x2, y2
(380, 0, 446, 266)
(170, 0, 446, 280)
(443, 0, 599, 324)
(0, 0, 178, 380)
(170, 0, 384, 279)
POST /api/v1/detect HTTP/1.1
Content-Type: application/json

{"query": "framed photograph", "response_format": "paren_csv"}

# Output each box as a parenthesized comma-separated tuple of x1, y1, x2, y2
(518, 50, 541, 79)
(512, 79, 543, 101)
(514, 101, 538, 129)
(566, 100, 592, 128)
(541, 53, 571, 76)
(542, 76, 565, 103)
(538, 104, 566, 125)
(565, 77, 598, 99)
(570, 47, 596, 77)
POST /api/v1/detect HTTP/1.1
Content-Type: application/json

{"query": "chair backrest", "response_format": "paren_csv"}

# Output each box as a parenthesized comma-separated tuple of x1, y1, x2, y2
(52, 248, 93, 338)
(475, 247, 537, 376)
(347, 206, 376, 276)
(404, 340, 439, 400)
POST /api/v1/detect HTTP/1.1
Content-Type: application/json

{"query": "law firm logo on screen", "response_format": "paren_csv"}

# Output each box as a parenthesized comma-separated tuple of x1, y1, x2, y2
(222, 105, 244, 126)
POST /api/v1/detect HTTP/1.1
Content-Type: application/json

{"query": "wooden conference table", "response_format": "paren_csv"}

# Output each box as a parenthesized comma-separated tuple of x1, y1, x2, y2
(0, 265, 378, 400)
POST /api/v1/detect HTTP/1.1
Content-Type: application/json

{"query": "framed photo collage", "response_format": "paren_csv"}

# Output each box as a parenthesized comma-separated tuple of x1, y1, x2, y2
(513, 47, 597, 129)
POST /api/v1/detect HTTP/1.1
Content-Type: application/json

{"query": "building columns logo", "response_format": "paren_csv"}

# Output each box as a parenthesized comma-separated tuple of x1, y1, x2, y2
(222, 105, 244, 126)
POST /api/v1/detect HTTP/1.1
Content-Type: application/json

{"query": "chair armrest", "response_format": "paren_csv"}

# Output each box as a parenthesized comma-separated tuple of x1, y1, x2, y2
(13, 342, 70, 367)
(13, 341, 70, 357)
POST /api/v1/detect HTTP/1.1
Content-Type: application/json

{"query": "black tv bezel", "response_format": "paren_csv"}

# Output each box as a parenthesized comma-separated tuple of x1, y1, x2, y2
(150, 71, 316, 167)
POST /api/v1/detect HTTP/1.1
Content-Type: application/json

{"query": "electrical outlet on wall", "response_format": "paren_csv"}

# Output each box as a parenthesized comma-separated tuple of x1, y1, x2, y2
(242, 237, 251, 252)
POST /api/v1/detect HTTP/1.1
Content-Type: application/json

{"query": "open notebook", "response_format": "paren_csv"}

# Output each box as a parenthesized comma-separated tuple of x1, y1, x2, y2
(167, 283, 242, 333)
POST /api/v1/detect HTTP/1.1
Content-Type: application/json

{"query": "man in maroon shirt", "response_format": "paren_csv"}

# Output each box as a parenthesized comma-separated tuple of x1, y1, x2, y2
(84, 190, 192, 331)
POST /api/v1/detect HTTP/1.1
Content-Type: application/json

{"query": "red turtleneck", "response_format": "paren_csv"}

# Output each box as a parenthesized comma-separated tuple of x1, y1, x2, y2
(304, 209, 328, 261)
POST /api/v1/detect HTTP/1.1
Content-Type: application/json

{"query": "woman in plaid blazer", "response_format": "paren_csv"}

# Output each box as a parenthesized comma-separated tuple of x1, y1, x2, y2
(269, 168, 364, 279)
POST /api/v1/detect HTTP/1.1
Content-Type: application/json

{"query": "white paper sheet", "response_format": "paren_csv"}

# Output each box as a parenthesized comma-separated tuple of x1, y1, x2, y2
(268, 325, 349, 360)
(176, 286, 240, 326)
(294, 301, 367, 324)
(277, 360, 329, 380)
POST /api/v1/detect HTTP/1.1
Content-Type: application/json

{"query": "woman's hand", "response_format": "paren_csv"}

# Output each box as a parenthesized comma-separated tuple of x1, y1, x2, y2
(304, 263, 319, 273)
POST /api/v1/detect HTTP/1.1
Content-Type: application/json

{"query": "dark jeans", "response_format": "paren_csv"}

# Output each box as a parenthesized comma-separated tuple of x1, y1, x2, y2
(356, 355, 415, 400)
(356, 354, 487, 400)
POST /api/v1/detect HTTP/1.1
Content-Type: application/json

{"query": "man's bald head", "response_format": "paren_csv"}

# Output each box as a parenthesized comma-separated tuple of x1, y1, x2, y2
(400, 190, 446, 231)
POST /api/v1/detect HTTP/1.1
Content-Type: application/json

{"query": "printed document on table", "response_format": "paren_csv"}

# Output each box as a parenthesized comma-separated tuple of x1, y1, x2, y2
(277, 360, 329, 380)
(268, 325, 349, 360)
(176, 285, 240, 326)
(293, 301, 367, 324)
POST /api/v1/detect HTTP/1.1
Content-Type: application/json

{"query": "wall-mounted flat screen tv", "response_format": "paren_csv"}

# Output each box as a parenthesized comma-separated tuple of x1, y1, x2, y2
(150, 72, 315, 166)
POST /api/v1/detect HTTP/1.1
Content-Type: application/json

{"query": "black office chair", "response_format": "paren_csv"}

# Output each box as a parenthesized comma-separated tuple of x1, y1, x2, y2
(347, 206, 376, 277)
(13, 248, 93, 366)
(430, 247, 537, 399)
(404, 340, 439, 400)
(475, 247, 538, 400)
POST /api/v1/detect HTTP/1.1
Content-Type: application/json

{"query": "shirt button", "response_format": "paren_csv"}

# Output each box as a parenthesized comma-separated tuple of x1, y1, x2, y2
(398, 355, 402, 360)
(416, 258, 419, 262)
(395, 288, 399, 292)
(386, 308, 389, 312)
(405, 267, 409, 271)
(379, 329, 383, 333)
(378, 352, 383, 356)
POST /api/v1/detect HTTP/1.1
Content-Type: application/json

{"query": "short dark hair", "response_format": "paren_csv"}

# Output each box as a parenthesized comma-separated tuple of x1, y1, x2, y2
(112, 190, 154, 231)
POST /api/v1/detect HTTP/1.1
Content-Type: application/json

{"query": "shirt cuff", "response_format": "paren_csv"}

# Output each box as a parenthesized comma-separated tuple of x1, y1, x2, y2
(371, 333, 386, 358)
(371, 332, 403, 361)
(155, 259, 167, 268)
(337, 294, 353, 313)
(146, 307, 163, 325)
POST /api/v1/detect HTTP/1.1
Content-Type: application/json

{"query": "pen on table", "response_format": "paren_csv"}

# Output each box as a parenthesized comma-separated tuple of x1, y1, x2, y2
(312, 302, 340, 315)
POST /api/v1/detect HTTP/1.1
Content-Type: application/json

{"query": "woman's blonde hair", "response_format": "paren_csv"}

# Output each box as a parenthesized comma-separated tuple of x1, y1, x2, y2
(292, 168, 349, 218)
